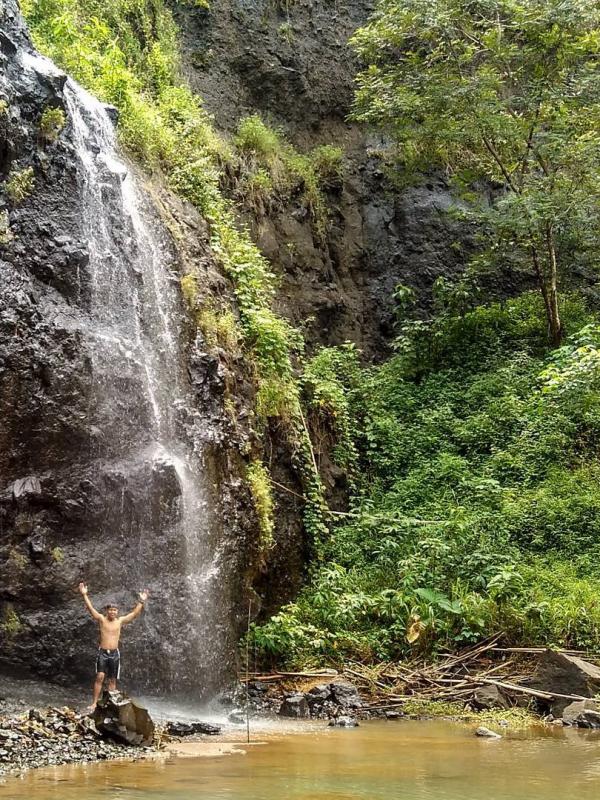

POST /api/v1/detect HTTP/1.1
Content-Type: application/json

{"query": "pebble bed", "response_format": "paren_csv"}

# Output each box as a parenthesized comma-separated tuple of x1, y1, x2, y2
(0, 707, 150, 776)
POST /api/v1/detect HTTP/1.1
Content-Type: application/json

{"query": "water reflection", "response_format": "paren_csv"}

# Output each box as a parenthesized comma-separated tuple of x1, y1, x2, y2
(2, 720, 599, 800)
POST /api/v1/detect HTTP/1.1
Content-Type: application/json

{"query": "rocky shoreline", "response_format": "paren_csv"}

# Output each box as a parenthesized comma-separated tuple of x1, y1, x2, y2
(0, 706, 151, 777)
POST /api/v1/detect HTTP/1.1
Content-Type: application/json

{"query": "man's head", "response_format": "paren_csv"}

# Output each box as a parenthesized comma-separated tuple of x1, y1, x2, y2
(104, 603, 119, 620)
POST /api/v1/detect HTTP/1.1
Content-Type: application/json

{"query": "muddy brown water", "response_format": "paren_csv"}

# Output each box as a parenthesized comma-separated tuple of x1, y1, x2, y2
(1, 720, 599, 800)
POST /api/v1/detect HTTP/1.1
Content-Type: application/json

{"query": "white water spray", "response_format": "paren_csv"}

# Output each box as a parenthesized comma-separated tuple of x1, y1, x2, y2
(21, 51, 226, 692)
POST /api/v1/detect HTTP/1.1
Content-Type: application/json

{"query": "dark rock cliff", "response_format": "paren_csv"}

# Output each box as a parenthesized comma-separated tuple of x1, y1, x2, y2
(173, 0, 472, 358)
(0, 0, 276, 694)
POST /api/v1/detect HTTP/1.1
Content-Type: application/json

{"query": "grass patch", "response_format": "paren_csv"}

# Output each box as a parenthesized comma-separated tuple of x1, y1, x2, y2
(400, 699, 537, 729)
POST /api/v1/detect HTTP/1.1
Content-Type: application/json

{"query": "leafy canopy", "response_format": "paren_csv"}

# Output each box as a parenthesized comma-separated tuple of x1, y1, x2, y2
(351, 0, 600, 344)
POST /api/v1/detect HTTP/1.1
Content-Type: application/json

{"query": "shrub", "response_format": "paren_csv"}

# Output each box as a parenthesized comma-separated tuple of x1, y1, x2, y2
(310, 144, 344, 182)
(5, 167, 35, 204)
(39, 107, 66, 142)
(1, 605, 22, 638)
(235, 115, 281, 159)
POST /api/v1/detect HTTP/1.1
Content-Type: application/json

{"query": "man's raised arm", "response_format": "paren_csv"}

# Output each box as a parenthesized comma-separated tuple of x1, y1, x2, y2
(78, 582, 103, 620)
(119, 591, 149, 624)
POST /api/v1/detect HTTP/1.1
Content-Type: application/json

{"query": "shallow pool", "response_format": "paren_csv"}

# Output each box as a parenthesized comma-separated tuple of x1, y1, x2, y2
(2, 719, 599, 800)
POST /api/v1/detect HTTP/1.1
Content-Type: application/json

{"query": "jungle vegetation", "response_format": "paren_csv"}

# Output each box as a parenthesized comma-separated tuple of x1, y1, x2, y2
(250, 0, 600, 666)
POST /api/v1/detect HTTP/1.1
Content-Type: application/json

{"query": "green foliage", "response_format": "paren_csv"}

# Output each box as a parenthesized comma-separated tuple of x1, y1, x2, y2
(251, 293, 600, 666)
(230, 114, 342, 239)
(5, 167, 35, 204)
(351, 0, 600, 345)
(39, 106, 66, 142)
(247, 459, 275, 552)
(1, 605, 22, 638)
(51, 546, 65, 563)
(302, 343, 363, 472)
(540, 324, 600, 394)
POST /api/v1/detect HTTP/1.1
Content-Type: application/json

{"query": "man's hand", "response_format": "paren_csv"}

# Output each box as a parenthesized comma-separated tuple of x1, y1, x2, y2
(79, 583, 102, 620)
(121, 591, 149, 624)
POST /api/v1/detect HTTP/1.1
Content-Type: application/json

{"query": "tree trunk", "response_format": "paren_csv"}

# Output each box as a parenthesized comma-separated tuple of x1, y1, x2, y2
(530, 243, 561, 348)
(545, 224, 562, 348)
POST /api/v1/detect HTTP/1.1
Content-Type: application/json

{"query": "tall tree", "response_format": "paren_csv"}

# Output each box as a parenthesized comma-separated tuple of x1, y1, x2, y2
(352, 0, 600, 346)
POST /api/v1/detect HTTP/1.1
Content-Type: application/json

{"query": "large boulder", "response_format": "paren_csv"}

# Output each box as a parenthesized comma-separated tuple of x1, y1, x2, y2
(166, 721, 221, 737)
(328, 716, 359, 728)
(580, 711, 600, 729)
(303, 682, 364, 719)
(561, 699, 600, 728)
(472, 685, 510, 711)
(475, 726, 502, 739)
(330, 683, 363, 710)
(532, 651, 600, 716)
(92, 691, 154, 746)
(279, 693, 309, 719)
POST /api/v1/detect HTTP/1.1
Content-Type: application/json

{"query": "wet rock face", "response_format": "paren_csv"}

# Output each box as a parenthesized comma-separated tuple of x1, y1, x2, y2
(0, 0, 255, 695)
(1, 4, 89, 476)
(175, 0, 474, 359)
(0, 2, 176, 685)
(1, 4, 98, 684)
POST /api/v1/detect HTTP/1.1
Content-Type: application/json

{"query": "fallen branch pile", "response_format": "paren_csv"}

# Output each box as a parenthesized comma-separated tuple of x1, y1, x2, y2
(241, 637, 600, 713)
(339, 636, 600, 710)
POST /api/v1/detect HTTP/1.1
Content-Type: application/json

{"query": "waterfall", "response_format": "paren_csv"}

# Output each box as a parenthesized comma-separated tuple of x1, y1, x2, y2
(20, 52, 229, 694)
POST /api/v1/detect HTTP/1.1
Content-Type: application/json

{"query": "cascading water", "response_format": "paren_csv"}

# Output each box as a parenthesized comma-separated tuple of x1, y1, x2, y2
(18, 51, 231, 694)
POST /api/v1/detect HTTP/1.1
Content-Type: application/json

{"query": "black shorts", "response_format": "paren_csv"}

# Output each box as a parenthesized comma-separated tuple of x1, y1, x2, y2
(96, 648, 121, 680)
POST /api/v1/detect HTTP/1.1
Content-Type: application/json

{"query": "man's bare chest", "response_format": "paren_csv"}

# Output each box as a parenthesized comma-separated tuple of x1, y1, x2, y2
(99, 620, 121, 634)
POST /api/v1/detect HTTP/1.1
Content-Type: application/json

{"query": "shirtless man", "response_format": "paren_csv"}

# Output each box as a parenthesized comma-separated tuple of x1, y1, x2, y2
(78, 582, 149, 712)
